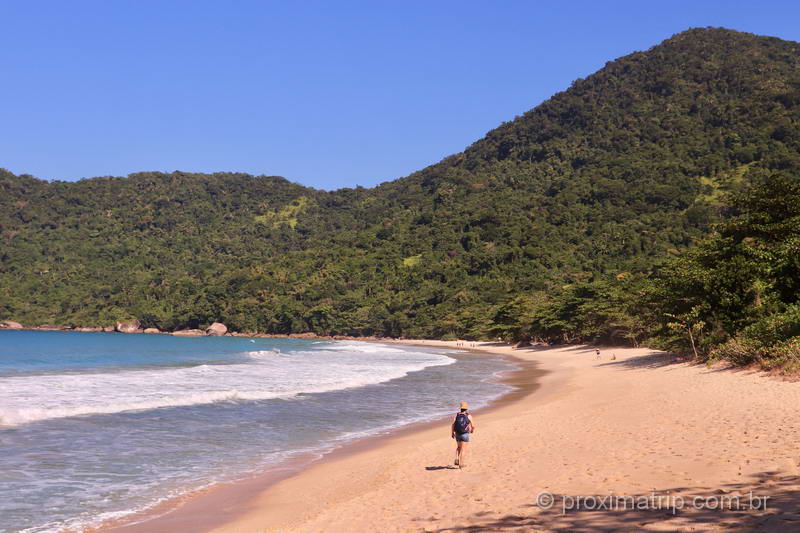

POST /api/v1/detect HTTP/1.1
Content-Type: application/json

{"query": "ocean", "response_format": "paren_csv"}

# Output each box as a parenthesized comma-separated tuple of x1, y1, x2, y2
(0, 331, 514, 532)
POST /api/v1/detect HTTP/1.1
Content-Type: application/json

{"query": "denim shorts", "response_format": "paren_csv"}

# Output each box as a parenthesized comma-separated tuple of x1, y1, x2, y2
(455, 432, 470, 442)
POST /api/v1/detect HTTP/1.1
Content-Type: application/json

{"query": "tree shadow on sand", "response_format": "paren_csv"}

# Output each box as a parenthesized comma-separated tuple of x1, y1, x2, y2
(598, 351, 677, 369)
(600, 351, 769, 377)
(425, 471, 800, 532)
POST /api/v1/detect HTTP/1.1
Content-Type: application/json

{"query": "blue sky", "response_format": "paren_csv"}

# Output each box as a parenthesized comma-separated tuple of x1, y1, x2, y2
(2, 1, 799, 189)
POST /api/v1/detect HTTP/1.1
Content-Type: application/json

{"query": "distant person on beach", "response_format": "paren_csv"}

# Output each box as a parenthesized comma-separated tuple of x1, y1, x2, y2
(595, 348, 601, 359)
(451, 401, 475, 469)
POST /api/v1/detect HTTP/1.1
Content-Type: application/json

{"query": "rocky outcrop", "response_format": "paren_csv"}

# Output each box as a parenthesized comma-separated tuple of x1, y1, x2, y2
(0, 320, 23, 329)
(36, 324, 65, 330)
(288, 332, 319, 339)
(75, 326, 102, 332)
(143, 328, 161, 334)
(103, 325, 116, 332)
(172, 329, 206, 337)
(115, 319, 141, 333)
(205, 322, 228, 336)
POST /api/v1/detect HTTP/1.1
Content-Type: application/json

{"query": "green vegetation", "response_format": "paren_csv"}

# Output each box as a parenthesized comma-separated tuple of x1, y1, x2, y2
(255, 196, 312, 229)
(653, 170, 800, 369)
(1, 28, 799, 368)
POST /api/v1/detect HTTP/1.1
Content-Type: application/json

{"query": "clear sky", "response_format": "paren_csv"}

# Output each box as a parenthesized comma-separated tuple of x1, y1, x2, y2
(2, 1, 799, 189)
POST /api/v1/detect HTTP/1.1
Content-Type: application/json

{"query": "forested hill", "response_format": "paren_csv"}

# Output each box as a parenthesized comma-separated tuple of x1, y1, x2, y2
(2, 27, 800, 342)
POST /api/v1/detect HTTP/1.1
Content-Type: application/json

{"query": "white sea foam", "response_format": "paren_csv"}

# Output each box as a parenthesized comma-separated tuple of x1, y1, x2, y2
(0, 343, 454, 427)
(1, 338, 515, 533)
(316, 341, 409, 353)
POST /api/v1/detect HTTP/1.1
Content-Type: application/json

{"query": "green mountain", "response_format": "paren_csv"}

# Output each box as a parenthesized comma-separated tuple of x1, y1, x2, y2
(2, 27, 799, 340)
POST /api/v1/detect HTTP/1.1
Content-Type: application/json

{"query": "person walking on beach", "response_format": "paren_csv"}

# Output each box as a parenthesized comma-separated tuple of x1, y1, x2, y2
(452, 401, 475, 469)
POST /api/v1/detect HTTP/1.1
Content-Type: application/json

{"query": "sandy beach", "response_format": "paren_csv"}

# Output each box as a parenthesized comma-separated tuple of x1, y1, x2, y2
(105, 342, 800, 532)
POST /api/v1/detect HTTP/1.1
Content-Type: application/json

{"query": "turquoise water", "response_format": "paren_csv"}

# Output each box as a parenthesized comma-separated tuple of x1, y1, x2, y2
(0, 331, 514, 532)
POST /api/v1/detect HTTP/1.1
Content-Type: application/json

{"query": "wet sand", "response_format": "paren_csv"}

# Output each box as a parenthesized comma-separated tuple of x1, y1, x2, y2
(99, 342, 539, 533)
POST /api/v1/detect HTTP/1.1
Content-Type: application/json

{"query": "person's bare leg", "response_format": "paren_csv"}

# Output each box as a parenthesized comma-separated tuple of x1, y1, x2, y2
(459, 441, 468, 468)
(455, 441, 462, 466)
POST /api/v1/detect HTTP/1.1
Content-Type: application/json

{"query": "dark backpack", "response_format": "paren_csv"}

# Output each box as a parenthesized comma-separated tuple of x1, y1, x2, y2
(454, 412, 471, 434)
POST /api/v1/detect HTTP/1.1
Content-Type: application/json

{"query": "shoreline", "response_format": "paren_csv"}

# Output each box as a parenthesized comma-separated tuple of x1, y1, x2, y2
(1, 325, 461, 339)
(1, 324, 407, 342)
(108, 341, 800, 532)
(71, 339, 800, 531)
(96, 341, 539, 533)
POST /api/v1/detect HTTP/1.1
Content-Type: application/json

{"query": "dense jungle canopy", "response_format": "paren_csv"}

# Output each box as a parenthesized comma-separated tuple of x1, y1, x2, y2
(2, 28, 799, 366)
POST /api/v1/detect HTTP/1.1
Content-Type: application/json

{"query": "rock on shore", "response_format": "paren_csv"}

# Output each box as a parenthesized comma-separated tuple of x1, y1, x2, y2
(144, 328, 161, 334)
(205, 322, 228, 336)
(0, 320, 23, 329)
(115, 319, 141, 333)
(172, 329, 206, 337)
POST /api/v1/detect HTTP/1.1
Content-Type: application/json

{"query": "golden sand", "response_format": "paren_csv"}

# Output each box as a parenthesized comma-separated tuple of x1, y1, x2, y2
(105, 343, 800, 532)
